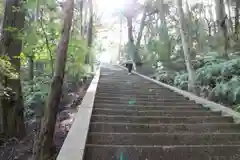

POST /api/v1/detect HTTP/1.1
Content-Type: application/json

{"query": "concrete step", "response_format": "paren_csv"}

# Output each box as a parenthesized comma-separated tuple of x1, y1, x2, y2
(96, 93, 184, 98)
(97, 88, 172, 92)
(97, 84, 170, 87)
(99, 78, 147, 80)
(87, 132, 240, 145)
(99, 79, 150, 81)
(93, 105, 207, 111)
(94, 99, 196, 105)
(95, 96, 187, 101)
(89, 122, 240, 133)
(84, 144, 240, 160)
(98, 81, 153, 84)
(97, 87, 177, 91)
(98, 82, 163, 90)
(97, 84, 167, 87)
(92, 108, 220, 116)
(91, 115, 233, 124)
(95, 98, 189, 102)
(96, 92, 181, 97)
(96, 89, 179, 95)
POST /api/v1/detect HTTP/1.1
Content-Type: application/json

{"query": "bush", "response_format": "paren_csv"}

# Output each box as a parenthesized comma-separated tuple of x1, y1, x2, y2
(22, 74, 51, 119)
(213, 76, 240, 104)
(0, 57, 18, 96)
(174, 73, 188, 90)
(155, 71, 176, 85)
(156, 57, 240, 106)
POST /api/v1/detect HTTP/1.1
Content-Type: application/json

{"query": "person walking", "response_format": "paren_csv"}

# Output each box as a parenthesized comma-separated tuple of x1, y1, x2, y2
(125, 59, 134, 75)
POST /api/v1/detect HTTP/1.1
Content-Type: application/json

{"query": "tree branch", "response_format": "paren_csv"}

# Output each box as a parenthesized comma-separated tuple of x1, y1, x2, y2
(39, 9, 54, 76)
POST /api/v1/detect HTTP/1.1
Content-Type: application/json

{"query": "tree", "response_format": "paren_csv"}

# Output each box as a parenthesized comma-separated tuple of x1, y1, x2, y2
(156, 0, 171, 62)
(85, 0, 93, 66)
(235, 0, 240, 38)
(27, 0, 40, 91)
(135, 4, 147, 62)
(176, 0, 197, 93)
(215, 0, 229, 58)
(32, 0, 74, 159)
(0, 0, 26, 139)
(124, 0, 142, 66)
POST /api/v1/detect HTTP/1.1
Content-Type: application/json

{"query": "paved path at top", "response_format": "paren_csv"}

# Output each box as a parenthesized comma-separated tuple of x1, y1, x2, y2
(84, 65, 240, 160)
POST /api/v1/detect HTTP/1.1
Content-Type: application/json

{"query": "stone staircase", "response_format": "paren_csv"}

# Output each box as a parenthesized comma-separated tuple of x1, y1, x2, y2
(84, 65, 240, 160)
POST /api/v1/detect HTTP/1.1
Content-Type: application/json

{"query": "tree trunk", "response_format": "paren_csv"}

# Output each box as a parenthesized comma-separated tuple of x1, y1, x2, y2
(135, 6, 147, 62)
(226, 0, 233, 32)
(126, 16, 137, 69)
(157, 0, 171, 62)
(0, 96, 3, 134)
(235, 0, 240, 39)
(118, 15, 123, 60)
(185, 1, 196, 59)
(208, 2, 217, 35)
(215, 0, 229, 58)
(79, 0, 84, 36)
(216, 0, 226, 31)
(0, 1, 4, 35)
(32, 0, 74, 159)
(85, 0, 93, 65)
(124, 0, 141, 66)
(28, 0, 40, 90)
(0, 0, 26, 139)
(127, 17, 134, 46)
(28, 55, 34, 91)
(35, 0, 40, 20)
(177, 0, 197, 94)
(83, 0, 88, 37)
(28, 56, 34, 80)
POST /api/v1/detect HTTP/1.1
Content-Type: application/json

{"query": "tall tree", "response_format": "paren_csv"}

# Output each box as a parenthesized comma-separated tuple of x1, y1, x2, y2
(124, 0, 142, 67)
(118, 14, 123, 60)
(235, 0, 240, 38)
(85, 0, 93, 66)
(32, 0, 74, 159)
(176, 0, 197, 94)
(215, 0, 229, 58)
(28, 0, 40, 91)
(126, 15, 136, 61)
(226, 0, 233, 32)
(157, 0, 171, 62)
(0, 0, 26, 139)
(79, 0, 84, 36)
(135, 4, 147, 61)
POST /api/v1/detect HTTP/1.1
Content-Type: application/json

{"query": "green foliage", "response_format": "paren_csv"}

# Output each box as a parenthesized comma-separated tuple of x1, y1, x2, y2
(17, 0, 98, 119)
(174, 73, 188, 90)
(22, 74, 51, 118)
(156, 72, 175, 84)
(214, 76, 240, 104)
(164, 58, 240, 106)
(0, 56, 18, 96)
(0, 56, 18, 79)
(66, 38, 88, 80)
(154, 69, 176, 85)
(0, 0, 4, 17)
